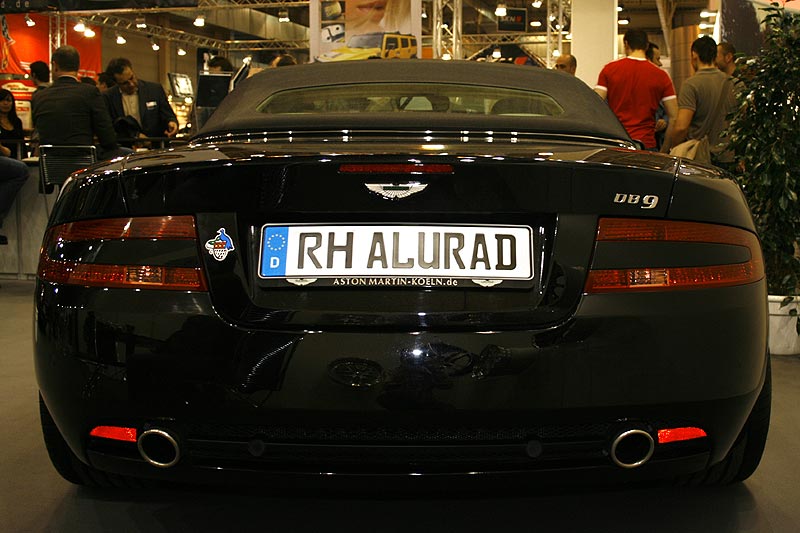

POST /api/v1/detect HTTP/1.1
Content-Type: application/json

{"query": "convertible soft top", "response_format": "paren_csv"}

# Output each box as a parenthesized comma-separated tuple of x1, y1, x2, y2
(199, 60, 630, 143)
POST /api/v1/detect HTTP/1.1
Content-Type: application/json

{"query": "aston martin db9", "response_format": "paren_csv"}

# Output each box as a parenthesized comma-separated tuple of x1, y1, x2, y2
(34, 60, 770, 488)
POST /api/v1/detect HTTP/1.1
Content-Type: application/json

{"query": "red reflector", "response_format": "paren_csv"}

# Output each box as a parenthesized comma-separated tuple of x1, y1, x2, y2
(89, 426, 138, 442)
(657, 427, 707, 444)
(586, 218, 764, 293)
(339, 163, 453, 174)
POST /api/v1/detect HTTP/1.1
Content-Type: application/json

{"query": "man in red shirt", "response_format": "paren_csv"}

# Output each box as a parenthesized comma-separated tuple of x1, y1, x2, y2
(595, 29, 678, 150)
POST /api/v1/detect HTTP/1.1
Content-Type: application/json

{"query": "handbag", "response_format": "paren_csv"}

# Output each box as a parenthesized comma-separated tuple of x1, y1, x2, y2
(669, 137, 711, 164)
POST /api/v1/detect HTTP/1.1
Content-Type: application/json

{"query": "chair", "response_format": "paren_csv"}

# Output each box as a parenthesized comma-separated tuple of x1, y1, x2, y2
(39, 145, 97, 195)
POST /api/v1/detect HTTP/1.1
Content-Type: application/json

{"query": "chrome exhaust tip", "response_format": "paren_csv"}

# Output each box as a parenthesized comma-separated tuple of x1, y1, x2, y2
(610, 429, 655, 469)
(137, 428, 180, 468)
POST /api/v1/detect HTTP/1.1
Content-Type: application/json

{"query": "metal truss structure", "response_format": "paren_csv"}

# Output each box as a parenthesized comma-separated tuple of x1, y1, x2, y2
(432, 0, 462, 59)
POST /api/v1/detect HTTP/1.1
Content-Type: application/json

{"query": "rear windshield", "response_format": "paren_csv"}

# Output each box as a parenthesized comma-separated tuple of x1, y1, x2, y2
(257, 83, 564, 116)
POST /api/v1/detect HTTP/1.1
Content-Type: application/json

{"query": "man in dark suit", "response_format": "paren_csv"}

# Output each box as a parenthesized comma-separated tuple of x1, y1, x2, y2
(104, 57, 178, 144)
(31, 46, 129, 160)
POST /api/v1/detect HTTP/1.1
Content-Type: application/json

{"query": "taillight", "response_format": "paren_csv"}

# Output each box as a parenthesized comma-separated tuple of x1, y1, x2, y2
(38, 216, 208, 291)
(585, 218, 764, 293)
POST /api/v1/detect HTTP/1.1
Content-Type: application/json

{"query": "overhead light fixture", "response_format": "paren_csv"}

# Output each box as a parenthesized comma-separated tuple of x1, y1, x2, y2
(136, 16, 147, 29)
(492, 48, 502, 59)
(700, 10, 716, 18)
(193, 14, 205, 27)
(25, 14, 35, 27)
(530, 20, 542, 27)
(441, 53, 452, 60)
(84, 27, 96, 37)
(73, 19, 86, 33)
(699, 22, 714, 30)
(421, 5, 427, 19)
(150, 38, 160, 51)
(495, 3, 507, 17)
(552, 49, 561, 57)
(532, 0, 542, 8)
(116, 33, 126, 45)
(618, 16, 630, 25)
(617, 3, 624, 12)
(278, 9, 290, 23)
(177, 47, 187, 56)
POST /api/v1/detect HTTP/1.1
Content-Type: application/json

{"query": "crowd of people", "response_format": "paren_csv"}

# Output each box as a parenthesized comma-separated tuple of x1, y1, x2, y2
(0, 32, 742, 247)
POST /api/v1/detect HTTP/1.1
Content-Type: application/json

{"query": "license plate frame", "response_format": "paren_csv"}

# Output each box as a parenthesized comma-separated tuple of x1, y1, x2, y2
(257, 223, 536, 289)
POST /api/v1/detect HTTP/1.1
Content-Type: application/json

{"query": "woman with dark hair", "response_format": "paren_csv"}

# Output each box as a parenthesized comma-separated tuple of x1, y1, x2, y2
(0, 88, 25, 159)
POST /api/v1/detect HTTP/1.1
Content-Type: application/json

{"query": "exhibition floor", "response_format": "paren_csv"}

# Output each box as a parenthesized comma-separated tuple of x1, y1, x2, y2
(2, 279, 798, 533)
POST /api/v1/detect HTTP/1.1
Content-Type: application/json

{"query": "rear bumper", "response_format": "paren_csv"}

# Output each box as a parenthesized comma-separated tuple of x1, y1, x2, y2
(34, 280, 768, 484)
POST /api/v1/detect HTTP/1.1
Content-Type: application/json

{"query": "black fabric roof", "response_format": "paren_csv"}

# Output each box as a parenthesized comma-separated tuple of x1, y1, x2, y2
(200, 60, 630, 143)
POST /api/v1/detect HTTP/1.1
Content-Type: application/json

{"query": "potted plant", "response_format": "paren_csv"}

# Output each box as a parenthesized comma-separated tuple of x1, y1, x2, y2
(727, 5, 800, 353)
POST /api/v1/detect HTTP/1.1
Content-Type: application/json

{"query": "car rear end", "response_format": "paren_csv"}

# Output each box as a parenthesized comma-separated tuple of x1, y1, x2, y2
(33, 136, 768, 486)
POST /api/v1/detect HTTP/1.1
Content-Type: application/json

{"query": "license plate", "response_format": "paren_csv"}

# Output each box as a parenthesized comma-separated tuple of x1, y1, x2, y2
(258, 224, 534, 285)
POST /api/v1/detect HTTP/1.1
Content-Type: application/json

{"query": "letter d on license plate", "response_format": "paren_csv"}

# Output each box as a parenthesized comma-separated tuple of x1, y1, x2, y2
(259, 224, 534, 282)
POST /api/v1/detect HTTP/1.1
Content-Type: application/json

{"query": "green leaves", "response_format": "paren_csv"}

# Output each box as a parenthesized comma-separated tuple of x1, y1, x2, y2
(729, 6, 800, 296)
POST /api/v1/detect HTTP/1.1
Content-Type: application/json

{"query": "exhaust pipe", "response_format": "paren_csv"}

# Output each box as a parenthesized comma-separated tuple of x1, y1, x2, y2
(609, 429, 654, 469)
(137, 428, 181, 468)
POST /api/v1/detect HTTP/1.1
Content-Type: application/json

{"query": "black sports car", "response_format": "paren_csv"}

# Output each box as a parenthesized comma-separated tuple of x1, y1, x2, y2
(34, 60, 770, 488)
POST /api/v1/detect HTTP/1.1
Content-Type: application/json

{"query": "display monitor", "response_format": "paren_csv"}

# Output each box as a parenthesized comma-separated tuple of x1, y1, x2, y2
(168, 72, 194, 99)
(196, 73, 232, 107)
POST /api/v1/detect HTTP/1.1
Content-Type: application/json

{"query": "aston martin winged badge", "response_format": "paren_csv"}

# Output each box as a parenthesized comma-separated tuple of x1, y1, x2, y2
(365, 182, 428, 200)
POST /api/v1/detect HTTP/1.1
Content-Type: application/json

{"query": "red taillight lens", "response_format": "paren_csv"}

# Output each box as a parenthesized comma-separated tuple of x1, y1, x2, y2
(89, 425, 138, 442)
(585, 218, 764, 293)
(339, 163, 454, 174)
(38, 216, 208, 291)
(657, 427, 708, 444)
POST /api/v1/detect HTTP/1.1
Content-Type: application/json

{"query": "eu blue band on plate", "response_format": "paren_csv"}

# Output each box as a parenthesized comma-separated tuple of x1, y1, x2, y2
(261, 226, 289, 277)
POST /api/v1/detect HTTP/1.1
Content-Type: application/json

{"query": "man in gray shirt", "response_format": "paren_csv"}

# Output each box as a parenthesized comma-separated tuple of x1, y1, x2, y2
(665, 36, 737, 165)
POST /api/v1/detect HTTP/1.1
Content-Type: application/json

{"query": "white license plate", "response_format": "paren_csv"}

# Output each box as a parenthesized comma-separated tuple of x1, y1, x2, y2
(258, 224, 533, 281)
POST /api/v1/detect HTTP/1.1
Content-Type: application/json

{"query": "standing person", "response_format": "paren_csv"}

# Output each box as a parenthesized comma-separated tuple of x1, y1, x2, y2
(716, 42, 737, 76)
(207, 56, 234, 73)
(31, 46, 129, 160)
(554, 53, 577, 76)
(646, 42, 668, 150)
(103, 57, 178, 142)
(595, 29, 678, 150)
(271, 54, 298, 67)
(0, 89, 26, 159)
(97, 72, 115, 91)
(665, 36, 737, 167)
(0, 156, 28, 245)
(29, 60, 50, 91)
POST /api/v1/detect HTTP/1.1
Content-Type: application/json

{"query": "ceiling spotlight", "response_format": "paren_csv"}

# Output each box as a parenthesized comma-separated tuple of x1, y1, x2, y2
(177, 47, 187, 56)
(83, 27, 96, 38)
(116, 33, 126, 45)
(421, 5, 427, 19)
(532, 0, 542, 8)
(700, 10, 716, 18)
(617, 3, 624, 12)
(530, 20, 542, 27)
(73, 19, 85, 33)
(552, 49, 561, 57)
(25, 14, 35, 27)
(136, 16, 147, 29)
(492, 48, 502, 59)
(495, 3, 507, 17)
(151, 38, 160, 51)
(699, 22, 714, 30)
(617, 16, 630, 25)
(278, 9, 290, 23)
(441, 53, 452, 60)
(193, 14, 205, 27)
